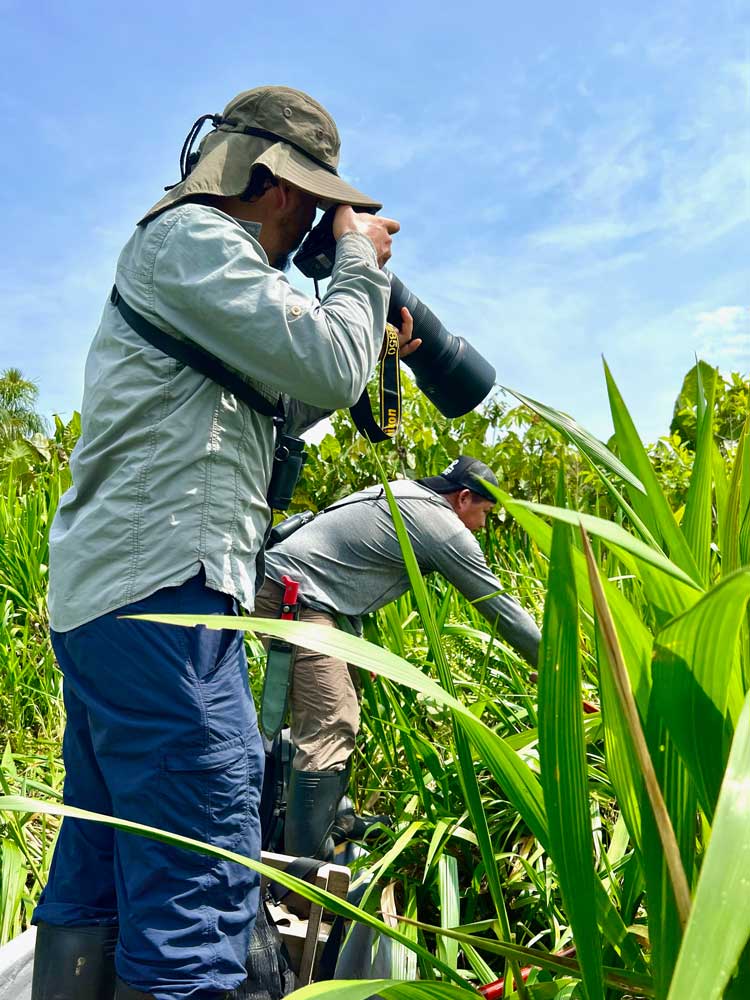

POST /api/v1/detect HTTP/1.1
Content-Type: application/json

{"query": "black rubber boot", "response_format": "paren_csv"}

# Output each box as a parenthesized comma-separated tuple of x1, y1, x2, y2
(283, 767, 348, 860)
(31, 921, 118, 1000)
(331, 794, 393, 844)
(113, 980, 155, 999)
(115, 976, 250, 998)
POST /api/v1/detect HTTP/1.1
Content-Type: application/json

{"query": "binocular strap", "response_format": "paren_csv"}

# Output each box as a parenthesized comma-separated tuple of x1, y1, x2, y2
(349, 323, 401, 443)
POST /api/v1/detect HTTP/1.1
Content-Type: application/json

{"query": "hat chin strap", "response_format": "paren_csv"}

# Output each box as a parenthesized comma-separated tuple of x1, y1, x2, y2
(164, 112, 341, 193)
(163, 113, 223, 191)
(221, 122, 340, 176)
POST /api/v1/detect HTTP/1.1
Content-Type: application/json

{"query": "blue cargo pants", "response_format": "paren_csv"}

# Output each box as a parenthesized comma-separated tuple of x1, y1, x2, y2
(33, 569, 265, 999)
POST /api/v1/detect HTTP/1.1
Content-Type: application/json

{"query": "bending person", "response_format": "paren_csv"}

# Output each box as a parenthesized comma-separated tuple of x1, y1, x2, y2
(255, 455, 541, 860)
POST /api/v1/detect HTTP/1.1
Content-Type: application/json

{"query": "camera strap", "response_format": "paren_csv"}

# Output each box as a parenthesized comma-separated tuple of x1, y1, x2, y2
(110, 286, 311, 511)
(110, 285, 286, 427)
(348, 323, 402, 442)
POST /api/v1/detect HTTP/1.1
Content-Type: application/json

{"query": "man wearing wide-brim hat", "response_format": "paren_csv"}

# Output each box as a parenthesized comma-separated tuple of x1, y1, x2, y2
(34, 85, 418, 1000)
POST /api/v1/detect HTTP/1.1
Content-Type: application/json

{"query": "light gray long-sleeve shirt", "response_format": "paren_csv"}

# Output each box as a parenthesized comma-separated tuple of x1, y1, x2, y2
(264, 480, 541, 665)
(48, 203, 389, 632)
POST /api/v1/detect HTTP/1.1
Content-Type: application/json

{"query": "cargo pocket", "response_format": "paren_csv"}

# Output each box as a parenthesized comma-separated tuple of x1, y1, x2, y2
(157, 735, 249, 871)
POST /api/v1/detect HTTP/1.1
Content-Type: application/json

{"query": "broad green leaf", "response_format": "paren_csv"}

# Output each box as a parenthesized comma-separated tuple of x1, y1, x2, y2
(598, 630, 643, 855)
(501, 386, 645, 494)
(641, 707, 696, 1000)
(388, 882, 419, 981)
(604, 360, 703, 587)
(0, 796, 465, 987)
(496, 494, 700, 593)
(538, 486, 604, 1000)
(493, 490, 654, 713)
(667, 690, 750, 1000)
(288, 982, 476, 1000)
(0, 841, 26, 944)
(652, 569, 750, 819)
(580, 529, 692, 931)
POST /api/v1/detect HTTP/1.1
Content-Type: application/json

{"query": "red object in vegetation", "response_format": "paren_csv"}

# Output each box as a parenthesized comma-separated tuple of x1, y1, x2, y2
(280, 575, 299, 619)
(479, 947, 577, 997)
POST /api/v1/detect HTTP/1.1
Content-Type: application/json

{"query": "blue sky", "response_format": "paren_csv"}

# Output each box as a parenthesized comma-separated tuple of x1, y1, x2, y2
(1, 0, 748, 444)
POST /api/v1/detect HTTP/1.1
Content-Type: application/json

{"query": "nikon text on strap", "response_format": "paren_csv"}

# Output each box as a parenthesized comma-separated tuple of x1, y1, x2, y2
(348, 323, 402, 443)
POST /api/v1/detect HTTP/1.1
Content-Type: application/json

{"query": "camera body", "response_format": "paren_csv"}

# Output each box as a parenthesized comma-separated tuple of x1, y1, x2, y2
(293, 209, 496, 419)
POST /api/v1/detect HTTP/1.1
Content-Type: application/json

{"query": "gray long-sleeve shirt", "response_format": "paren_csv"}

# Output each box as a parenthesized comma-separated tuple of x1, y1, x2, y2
(264, 480, 541, 665)
(48, 204, 389, 632)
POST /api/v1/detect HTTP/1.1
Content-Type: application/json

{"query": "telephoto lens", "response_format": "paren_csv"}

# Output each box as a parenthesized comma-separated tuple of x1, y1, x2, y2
(384, 272, 496, 418)
(293, 211, 496, 418)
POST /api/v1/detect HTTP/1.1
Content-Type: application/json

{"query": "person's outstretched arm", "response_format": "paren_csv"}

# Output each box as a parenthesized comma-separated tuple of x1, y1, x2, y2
(431, 526, 541, 667)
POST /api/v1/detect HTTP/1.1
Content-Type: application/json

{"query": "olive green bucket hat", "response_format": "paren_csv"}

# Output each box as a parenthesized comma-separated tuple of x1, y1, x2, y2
(139, 85, 381, 225)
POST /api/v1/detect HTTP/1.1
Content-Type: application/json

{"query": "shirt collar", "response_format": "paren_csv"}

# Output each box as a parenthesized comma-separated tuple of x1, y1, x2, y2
(236, 219, 262, 239)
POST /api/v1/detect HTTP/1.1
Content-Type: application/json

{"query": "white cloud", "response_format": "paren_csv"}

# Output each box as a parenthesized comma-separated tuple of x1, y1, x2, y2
(692, 306, 750, 368)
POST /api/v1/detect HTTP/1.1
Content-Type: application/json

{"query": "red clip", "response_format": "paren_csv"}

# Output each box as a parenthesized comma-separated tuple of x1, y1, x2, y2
(280, 575, 300, 620)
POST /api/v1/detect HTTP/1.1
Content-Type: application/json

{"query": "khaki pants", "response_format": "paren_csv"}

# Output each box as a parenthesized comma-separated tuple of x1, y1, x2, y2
(254, 579, 361, 772)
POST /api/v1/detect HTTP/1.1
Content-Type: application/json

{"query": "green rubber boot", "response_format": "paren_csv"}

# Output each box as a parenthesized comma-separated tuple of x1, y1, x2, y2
(283, 767, 348, 860)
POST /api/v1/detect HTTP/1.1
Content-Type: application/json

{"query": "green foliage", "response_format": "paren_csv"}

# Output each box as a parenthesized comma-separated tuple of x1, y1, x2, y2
(0, 368, 49, 445)
(3, 359, 750, 1000)
(671, 362, 749, 449)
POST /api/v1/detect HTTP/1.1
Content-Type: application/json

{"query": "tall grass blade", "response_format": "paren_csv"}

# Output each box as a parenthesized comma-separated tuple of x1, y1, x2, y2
(502, 386, 660, 548)
(495, 495, 700, 593)
(603, 360, 703, 586)
(680, 367, 716, 584)
(437, 855, 460, 970)
(666, 689, 750, 1000)
(579, 527, 692, 929)
(722, 415, 750, 575)
(0, 796, 466, 987)
(392, 917, 654, 996)
(640, 705, 696, 1000)
(538, 481, 604, 999)
(376, 471, 528, 997)
(287, 982, 477, 999)
(501, 387, 645, 494)
(491, 491, 654, 712)
(0, 840, 26, 945)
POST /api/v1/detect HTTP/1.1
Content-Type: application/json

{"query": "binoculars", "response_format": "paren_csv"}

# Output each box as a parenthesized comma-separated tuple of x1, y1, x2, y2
(293, 209, 496, 419)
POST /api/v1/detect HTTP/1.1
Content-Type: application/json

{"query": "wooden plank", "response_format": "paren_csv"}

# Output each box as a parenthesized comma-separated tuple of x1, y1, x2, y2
(258, 853, 350, 985)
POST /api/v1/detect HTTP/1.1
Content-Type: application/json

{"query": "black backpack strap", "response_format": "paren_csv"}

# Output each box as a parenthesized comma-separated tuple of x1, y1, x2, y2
(317, 914, 347, 980)
(110, 285, 285, 425)
(266, 856, 324, 906)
